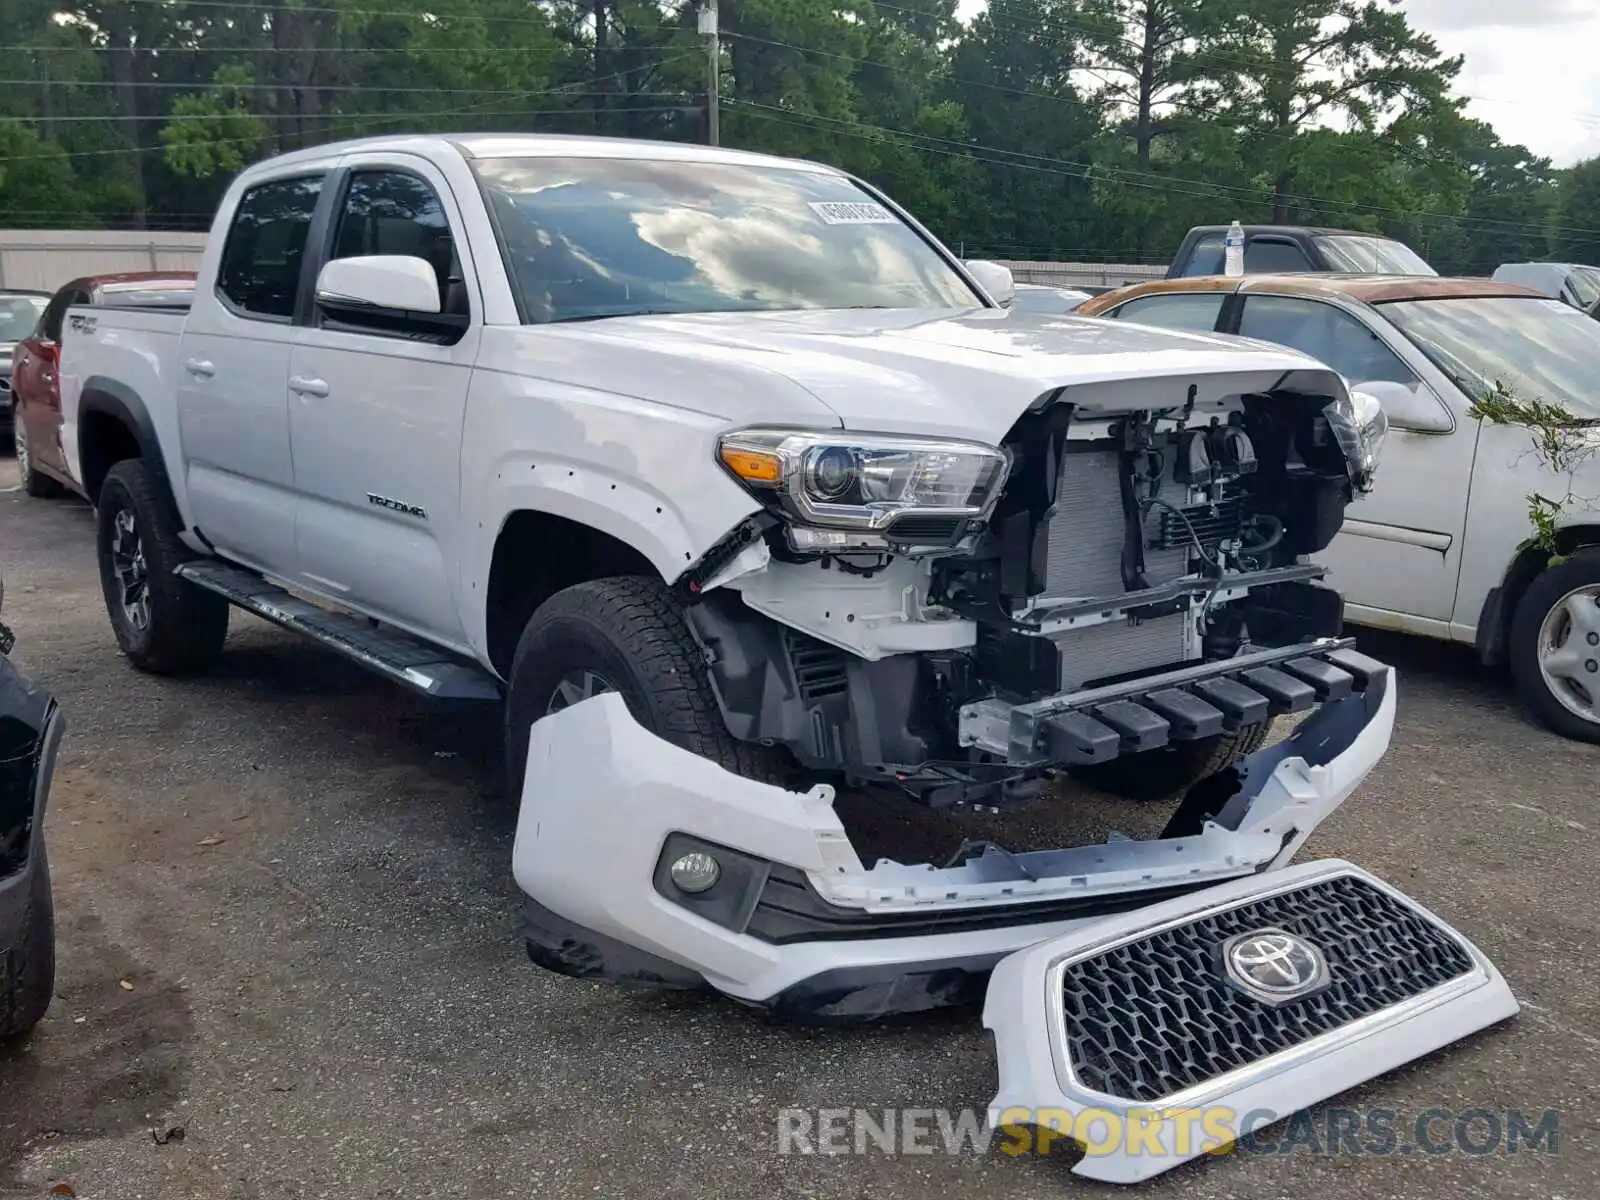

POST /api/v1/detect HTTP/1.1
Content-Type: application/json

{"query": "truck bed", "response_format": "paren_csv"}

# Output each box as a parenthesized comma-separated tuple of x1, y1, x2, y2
(58, 305, 189, 495)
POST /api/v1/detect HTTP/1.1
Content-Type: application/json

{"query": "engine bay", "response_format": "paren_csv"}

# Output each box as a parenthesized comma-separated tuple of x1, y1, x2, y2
(689, 388, 1362, 809)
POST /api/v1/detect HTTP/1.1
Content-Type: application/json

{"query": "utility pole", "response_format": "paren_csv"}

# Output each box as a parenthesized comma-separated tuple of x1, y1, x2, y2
(698, 0, 719, 146)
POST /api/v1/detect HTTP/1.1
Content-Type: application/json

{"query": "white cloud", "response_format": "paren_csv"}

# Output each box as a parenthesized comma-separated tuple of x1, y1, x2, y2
(1401, 0, 1600, 165)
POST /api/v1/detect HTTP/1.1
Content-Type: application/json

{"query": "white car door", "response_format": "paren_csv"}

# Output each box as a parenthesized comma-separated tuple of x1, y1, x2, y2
(177, 171, 331, 573)
(286, 157, 480, 645)
(1233, 292, 1474, 627)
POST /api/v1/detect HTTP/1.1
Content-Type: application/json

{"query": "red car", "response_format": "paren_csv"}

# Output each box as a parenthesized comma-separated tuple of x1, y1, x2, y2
(11, 272, 196, 498)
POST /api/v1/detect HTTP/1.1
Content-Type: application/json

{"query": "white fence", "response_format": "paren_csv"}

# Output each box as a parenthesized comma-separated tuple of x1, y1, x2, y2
(0, 230, 208, 293)
(999, 260, 1166, 289)
(0, 229, 1164, 297)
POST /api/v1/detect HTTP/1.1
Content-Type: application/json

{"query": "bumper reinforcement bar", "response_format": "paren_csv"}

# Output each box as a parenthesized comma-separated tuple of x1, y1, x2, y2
(959, 637, 1377, 765)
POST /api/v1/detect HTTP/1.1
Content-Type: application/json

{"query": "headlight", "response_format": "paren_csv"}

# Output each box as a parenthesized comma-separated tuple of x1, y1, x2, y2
(716, 428, 1010, 546)
(1326, 390, 1388, 492)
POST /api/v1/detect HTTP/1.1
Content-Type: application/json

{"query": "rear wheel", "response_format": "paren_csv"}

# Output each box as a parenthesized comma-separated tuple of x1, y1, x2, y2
(1069, 722, 1271, 801)
(96, 458, 229, 674)
(12, 407, 63, 499)
(503, 575, 789, 794)
(0, 847, 56, 1041)
(1509, 551, 1600, 743)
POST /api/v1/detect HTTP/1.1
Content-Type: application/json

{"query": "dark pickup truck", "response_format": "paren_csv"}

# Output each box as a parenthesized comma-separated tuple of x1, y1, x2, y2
(1167, 225, 1435, 279)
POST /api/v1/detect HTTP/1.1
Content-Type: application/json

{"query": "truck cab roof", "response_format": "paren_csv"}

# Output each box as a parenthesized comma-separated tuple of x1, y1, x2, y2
(231, 132, 846, 182)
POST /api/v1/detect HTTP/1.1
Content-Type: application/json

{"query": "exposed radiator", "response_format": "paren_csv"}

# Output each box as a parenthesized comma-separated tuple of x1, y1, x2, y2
(1053, 611, 1192, 690)
(1041, 449, 1188, 598)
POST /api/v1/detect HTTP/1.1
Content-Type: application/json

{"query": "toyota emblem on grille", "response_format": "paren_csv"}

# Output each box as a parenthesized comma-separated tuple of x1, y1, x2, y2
(1222, 928, 1328, 1003)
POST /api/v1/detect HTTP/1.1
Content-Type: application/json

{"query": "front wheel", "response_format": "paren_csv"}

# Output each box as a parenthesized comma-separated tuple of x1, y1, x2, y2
(1068, 722, 1271, 801)
(503, 576, 789, 795)
(96, 458, 229, 675)
(1509, 551, 1600, 743)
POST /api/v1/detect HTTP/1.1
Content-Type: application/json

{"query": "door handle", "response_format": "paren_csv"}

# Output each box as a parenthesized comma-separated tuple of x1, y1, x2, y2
(289, 375, 330, 398)
(184, 358, 215, 378)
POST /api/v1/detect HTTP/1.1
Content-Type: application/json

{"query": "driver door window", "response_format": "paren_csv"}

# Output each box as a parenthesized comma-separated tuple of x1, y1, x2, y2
(1236, 294, 1451, 431)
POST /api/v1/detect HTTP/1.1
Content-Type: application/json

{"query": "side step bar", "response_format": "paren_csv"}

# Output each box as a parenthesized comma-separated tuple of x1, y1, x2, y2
(176, 561, 502, 701)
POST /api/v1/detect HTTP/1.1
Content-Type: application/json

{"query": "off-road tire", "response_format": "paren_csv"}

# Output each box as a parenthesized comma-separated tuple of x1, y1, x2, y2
(1509, 550, 1600, 743)
(504, 575, 790, 794)
(1069, 722, 1272, 801)
(96, 458, 229, 674)
(0, 847, 56, 1041)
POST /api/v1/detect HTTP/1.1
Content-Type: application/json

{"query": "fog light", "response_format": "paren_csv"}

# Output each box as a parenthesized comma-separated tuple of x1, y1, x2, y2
(668, 851, 722, 893)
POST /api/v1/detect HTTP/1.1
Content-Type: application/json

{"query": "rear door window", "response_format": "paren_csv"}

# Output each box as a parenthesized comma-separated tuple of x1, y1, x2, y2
(217, 175, 325, 322)
(1244, 238, 1314, 273)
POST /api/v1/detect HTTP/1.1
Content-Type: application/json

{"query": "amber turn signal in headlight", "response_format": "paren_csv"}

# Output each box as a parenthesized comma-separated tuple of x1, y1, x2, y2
(719, 445, 784, 484)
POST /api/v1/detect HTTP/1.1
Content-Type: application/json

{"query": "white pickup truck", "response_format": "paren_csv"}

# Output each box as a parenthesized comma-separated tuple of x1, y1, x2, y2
(56, 134, 1516, 1181)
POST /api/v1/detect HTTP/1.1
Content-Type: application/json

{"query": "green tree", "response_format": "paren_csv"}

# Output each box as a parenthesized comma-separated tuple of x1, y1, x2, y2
(1552, 156, 1600, 265)
(1077, 0, 1206, 170)
(0, 123, 94, 227)
(1200, 0, 1460, 222)
(943, 0, 1102, 259)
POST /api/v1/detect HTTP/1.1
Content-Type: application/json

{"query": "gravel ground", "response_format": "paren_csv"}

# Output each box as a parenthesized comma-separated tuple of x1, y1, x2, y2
(1, 455, 1596, 1200)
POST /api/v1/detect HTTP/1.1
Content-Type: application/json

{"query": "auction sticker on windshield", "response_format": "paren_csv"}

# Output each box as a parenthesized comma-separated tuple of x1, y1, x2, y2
(809, 200, 899, 224)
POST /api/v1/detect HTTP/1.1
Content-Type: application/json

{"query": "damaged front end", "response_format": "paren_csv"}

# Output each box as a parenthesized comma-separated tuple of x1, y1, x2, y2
(508, 362, 1517, 1179)
(682, 371, 1384, 810)
(511, 643, 1395, 1019)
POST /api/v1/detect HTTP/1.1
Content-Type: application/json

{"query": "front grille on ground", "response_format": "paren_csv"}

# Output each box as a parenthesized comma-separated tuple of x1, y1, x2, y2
(1059, 875, 1476, 1103)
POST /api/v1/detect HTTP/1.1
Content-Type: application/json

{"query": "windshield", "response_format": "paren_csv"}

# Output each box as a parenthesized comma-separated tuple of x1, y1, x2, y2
(1313, 236, 1436, 276)
(1382, 295, 1600, 419)
(471, 156, 979, 322)
(0, 295, 47, 343)
(1567, 266, 1600, 310)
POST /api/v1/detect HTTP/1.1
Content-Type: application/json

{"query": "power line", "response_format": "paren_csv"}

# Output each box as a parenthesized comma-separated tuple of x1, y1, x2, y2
(724, 30, 1519, 182)
(727, 100, 1590, 240)
(0, 104, 696, 126)
(0, 44, 596, 55)
(23, 0, 577, 28)
(873, 0, 1600, 133)
(0, 53, 704, 163)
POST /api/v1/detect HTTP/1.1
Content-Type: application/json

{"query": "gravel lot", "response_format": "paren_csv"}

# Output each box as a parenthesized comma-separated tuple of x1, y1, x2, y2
(1, 455, 1596, 1200)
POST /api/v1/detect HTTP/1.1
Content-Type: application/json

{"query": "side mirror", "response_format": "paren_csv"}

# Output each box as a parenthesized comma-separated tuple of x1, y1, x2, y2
(964, 259, 1016, 307)
(316, 255, 442, 316)
(1351, 379, 1452, 434)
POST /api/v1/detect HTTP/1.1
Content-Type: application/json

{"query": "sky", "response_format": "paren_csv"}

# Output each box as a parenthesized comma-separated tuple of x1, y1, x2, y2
(1403, 0, 1600, 166)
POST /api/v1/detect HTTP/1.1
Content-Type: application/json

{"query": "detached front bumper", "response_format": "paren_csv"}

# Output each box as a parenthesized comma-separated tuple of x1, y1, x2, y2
(510, 650, 1397, 1020)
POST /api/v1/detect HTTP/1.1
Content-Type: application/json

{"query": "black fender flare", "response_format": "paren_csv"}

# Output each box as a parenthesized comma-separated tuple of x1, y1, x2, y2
(77, 376, 176, 508)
